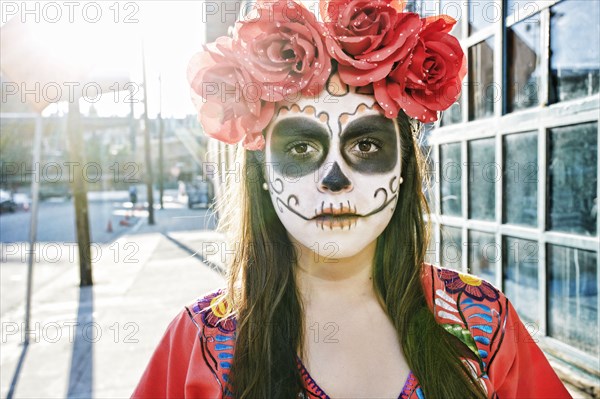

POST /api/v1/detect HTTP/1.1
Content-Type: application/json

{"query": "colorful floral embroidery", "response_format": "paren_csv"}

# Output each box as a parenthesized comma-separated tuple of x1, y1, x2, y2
(432, 265, 508, 387)
(193, 289, 237, 333)
(438, 269, 500, 301)
(189, 289, 237, 398)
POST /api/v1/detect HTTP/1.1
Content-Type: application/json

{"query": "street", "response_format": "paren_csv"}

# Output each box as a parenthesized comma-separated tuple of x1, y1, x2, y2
(0, 189, 216, 244)
(0, 190, 225, 398)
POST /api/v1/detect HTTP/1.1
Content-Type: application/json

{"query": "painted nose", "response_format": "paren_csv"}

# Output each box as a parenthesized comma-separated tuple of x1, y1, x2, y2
(320, 162, 352, 193)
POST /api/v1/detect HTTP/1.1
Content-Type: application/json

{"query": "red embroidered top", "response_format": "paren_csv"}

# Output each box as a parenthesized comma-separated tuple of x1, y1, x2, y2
(131, 263, 572, 398)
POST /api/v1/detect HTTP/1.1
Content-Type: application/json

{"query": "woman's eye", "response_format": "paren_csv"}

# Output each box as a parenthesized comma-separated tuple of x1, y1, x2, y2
(293, 143, 308, 154)
(351, 138, 381, 155)
(287, 142, 317, 157)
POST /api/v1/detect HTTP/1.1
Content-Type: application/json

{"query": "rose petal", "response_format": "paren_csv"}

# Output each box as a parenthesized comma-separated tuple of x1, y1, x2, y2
(340, 35, 374, 56)
(374, 79, 400, 118)
(338, 54, 397, 86)
(357, 13, 420, 63)
(200, 102, 247, 144)
(242, 132, 266, 151)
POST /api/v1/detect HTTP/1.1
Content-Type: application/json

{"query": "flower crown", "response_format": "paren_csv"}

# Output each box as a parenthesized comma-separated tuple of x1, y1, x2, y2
(187, 0, 467, 151)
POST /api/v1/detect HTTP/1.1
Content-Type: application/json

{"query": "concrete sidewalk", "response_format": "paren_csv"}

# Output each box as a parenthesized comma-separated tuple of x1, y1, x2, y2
(1, 220, 226, 398)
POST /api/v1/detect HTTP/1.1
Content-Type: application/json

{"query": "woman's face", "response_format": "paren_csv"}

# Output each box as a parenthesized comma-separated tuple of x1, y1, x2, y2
(263, 87, 402, 259)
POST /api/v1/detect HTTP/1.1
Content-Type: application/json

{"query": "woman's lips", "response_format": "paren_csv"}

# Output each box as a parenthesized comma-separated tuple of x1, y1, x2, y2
(313, 213, 359, 230)
(311, 201, 360, 230)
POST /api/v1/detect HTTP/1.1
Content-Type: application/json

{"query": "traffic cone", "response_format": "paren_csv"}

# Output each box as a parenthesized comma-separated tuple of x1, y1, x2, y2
(119, 219, 130, 227)
(106, 220, 113, 233)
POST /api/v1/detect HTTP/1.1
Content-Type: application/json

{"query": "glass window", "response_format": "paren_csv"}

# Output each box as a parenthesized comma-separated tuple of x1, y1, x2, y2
(547, 122, 598, 236)
(441, 225, 463, 270)
(468, 138, 496, 221)
(550, 0, 600, 103)
(440, 142, 462, 216)
(468, 230, 498, 283)
(469, 0, 498, 34)
(416, 0, 439, 17)
(441, 93, 463, 126)
(468, 37, 496, 120)
(506, 0, 542, 19)
(503, 131, 538, 227)
(503, 236, 539, 324)
(440, 0, 464, 39)
(547, 244, 598, 356)
(507, 15, 541, 112)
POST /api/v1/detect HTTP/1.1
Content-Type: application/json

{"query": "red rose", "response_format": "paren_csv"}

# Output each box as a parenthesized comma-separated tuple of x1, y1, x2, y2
(322, 0, 420, 87)
(233, 0, 331, 102)
(187, 36, 275, 150)
(374, 16, 467, 122)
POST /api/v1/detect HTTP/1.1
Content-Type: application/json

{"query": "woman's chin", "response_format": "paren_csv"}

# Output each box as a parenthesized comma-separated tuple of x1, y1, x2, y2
(293, 234, 376, 260)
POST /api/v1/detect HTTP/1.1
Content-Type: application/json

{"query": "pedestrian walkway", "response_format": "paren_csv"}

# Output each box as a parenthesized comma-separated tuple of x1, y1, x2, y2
(0, 217, 226, 398)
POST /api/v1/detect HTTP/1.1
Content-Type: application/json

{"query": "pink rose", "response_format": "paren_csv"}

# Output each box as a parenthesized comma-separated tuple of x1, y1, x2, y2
(187, 36, 275, 150)
(374, 16, 467, 122)
(233, 0, 331, 102)
(322, 0, 420, 87)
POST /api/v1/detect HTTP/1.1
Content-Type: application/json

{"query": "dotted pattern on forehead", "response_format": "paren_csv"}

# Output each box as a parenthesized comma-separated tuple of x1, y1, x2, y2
(276, 104, 330, 125)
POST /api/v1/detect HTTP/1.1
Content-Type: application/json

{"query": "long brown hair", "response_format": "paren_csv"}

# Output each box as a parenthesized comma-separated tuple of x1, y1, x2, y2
(216, 111, 488, 398)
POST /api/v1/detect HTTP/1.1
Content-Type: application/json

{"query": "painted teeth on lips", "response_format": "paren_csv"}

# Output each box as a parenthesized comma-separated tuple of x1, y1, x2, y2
(312, 201, 359, 230)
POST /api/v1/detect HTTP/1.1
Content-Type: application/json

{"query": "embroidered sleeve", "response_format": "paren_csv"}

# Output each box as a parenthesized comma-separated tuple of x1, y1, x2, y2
(131, 289, 234, 398)
(427, 266, 507, 380)
(423, 264, 571, 398)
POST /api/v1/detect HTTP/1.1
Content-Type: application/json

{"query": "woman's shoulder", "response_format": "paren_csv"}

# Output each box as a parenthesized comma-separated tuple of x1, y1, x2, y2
(419, 262, 510, 377)
(180, 286, 237, 397)
(131, 287, 236, 398)
(420, 262, 506, 306)
(419, 263, 572, 397)
(186, 286, 237, 335)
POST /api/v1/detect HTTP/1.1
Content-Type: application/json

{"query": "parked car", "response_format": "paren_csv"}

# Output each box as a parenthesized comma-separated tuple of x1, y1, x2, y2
(186, 179, 214, 209)
(39, 183, 72, 200)
(0, 190, 17, 213)
(12, 193, 31, 211)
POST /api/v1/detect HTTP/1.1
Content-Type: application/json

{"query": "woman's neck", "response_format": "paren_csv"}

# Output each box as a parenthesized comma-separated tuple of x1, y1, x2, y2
(292, 236, 378, 303)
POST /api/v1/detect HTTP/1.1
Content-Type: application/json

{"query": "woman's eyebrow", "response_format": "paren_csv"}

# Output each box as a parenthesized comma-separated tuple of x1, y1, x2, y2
(271, 116, 330, 139)
(341, 114, 396, 140)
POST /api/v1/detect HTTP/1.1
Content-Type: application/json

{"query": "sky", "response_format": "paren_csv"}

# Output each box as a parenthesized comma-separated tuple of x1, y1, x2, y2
(1, 1, 207, 118)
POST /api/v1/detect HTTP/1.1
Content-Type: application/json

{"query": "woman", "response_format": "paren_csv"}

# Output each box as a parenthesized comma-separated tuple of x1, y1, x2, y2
(132, 1, 571, 398)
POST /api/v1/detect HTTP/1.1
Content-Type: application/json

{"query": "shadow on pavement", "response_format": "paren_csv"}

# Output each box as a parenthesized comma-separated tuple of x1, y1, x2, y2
(6, 340, 29, 399)
(66, 286, 94, 398)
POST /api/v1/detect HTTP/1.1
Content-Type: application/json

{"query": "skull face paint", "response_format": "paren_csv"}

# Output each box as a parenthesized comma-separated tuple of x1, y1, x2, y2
(263, 85, 402, 259)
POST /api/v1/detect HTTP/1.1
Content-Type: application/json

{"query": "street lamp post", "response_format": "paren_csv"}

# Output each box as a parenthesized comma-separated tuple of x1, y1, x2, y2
(158, 74, 165, 210)
(141, 41, 155, 225)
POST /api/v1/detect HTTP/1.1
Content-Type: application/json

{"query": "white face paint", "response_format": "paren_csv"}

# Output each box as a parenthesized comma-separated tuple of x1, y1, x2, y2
(263, 82, 403, 259)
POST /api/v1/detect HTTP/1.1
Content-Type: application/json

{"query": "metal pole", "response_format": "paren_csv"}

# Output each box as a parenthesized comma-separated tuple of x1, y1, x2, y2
(24, 115, 43, 344)
(158, 73, 164, 210)
(141, 40, 155, 225)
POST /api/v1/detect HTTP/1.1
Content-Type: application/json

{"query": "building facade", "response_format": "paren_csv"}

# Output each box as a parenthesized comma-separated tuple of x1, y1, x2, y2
(421, 0, 598, 394)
